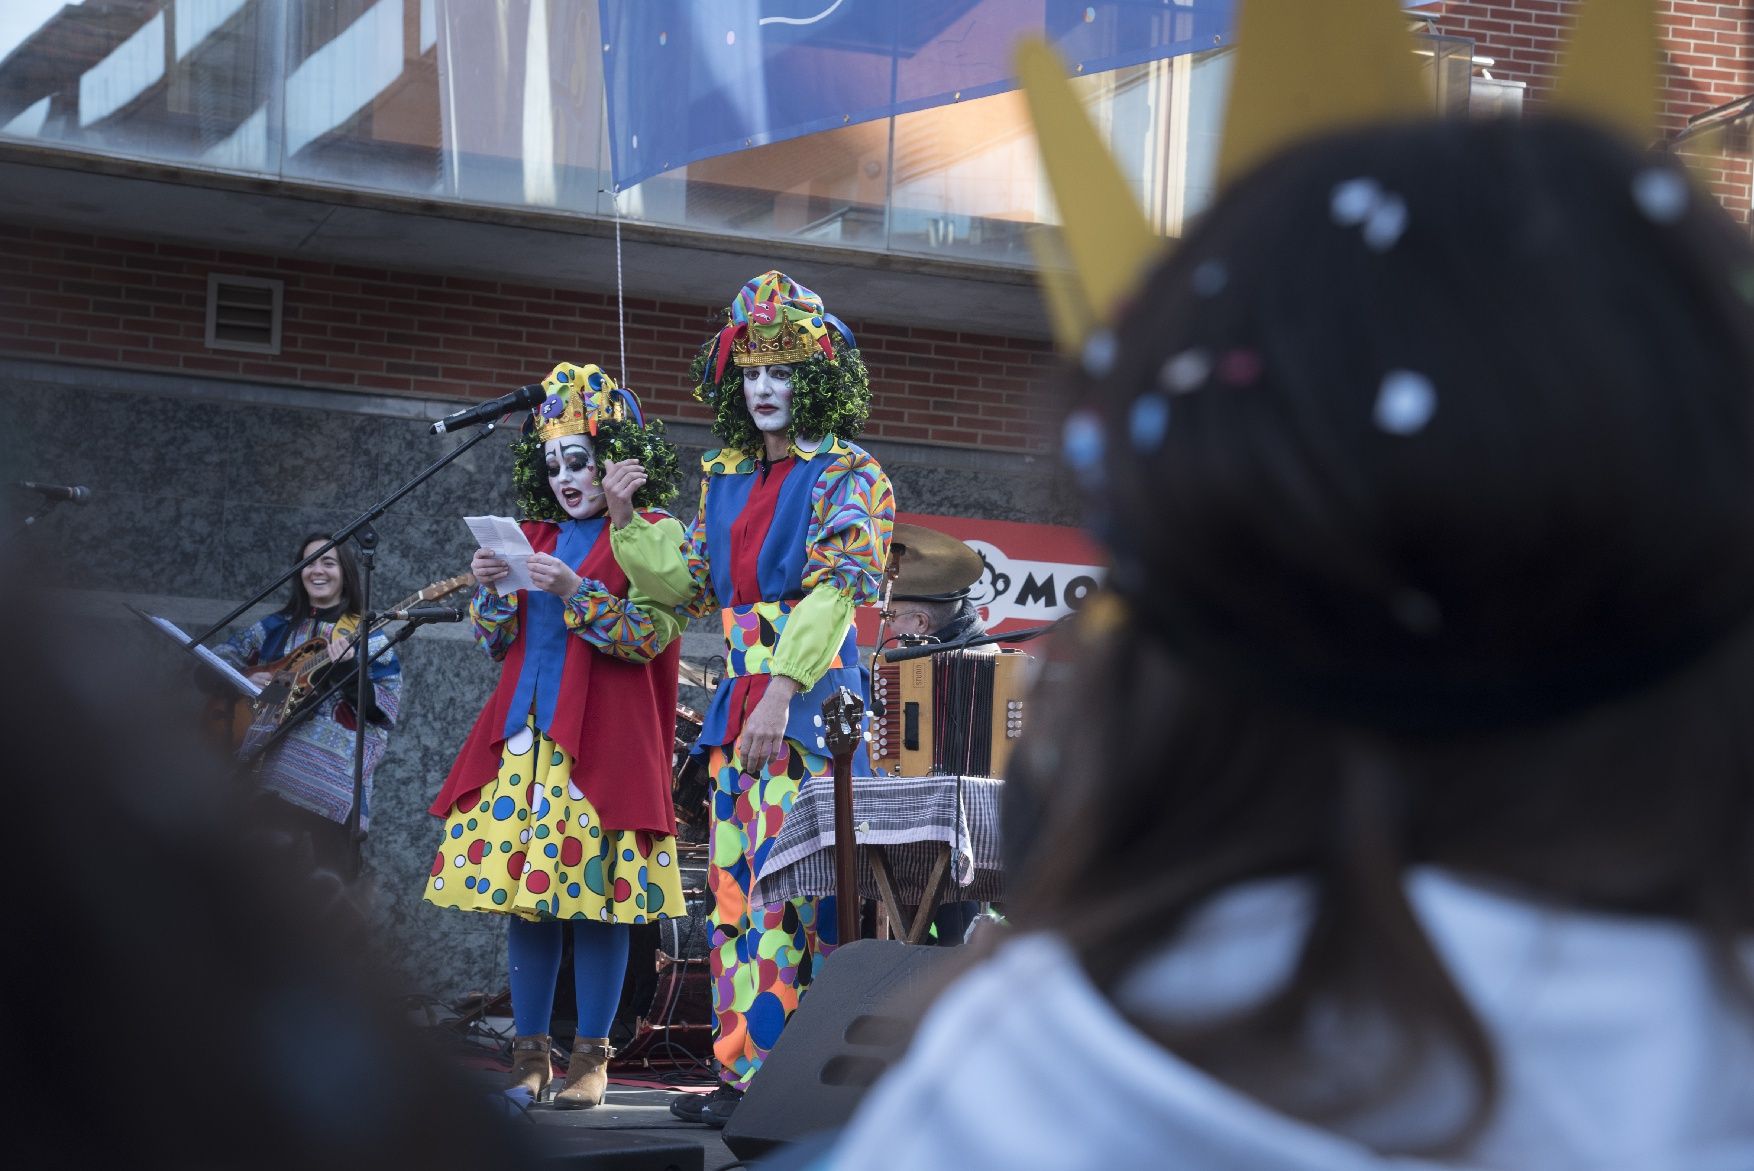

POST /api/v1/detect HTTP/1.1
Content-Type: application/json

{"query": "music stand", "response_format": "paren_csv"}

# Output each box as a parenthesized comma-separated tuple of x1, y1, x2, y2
(131, 606, 264, 705)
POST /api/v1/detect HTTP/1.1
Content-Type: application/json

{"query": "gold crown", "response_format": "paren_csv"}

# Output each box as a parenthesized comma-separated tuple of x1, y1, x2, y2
(733, 317, 819, 367)
(532, 361, 629, 443)
(1019, 0, 1662, 352)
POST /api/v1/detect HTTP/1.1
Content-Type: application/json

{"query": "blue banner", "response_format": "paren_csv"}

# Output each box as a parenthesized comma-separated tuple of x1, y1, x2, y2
(599, 0, 1235, 190)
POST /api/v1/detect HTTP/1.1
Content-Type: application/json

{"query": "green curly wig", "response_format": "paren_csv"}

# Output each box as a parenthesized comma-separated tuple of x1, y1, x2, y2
(511, 414, 683, 522)
(689, 333, 872, 456)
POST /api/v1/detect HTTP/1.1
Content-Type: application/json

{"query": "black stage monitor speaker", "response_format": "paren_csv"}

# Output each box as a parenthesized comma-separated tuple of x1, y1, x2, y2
(721, 939, 958, 1160)
(529, 1125, 705, 1171)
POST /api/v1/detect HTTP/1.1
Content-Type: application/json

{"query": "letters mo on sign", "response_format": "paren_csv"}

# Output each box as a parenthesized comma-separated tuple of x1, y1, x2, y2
(963, 539, 1104, 629)
(888, 512, 1107, 637)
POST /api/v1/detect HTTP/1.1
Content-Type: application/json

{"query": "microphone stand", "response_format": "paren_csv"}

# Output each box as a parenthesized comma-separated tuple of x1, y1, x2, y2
(867, 550, 901, 678)
(188, 421, 503, 878)
(348, 524, 377, 878)
(6, 495, 62, 546)
(186, 423, 500, 649)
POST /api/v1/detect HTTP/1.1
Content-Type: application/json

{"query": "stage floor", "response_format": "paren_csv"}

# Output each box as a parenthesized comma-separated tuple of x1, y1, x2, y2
(445, 1031, 738, 1170)
(523, 1083, 739, 1171)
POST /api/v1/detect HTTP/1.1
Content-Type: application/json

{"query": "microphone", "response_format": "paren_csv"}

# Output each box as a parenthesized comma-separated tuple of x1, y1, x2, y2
(15, 481, 92, 504)
(385, 604, 466, 623)
(428, 383, 546, 435)
(882, 639, 947, 663)
(881, 618, 1068, 661)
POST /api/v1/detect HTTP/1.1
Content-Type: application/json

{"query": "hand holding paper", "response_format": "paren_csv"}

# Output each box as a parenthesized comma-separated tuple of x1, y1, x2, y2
(464, 516, 536, 595)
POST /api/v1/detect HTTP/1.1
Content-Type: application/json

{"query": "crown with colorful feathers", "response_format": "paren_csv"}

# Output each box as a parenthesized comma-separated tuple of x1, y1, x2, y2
(531, 361, 644, 444)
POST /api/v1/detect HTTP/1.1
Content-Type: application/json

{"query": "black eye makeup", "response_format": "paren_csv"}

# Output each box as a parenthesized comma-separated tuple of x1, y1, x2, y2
(547, 442, 595, 476)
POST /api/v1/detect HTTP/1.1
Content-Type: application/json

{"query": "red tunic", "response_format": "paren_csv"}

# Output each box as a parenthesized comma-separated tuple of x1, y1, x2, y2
(428, 516, 680, 835)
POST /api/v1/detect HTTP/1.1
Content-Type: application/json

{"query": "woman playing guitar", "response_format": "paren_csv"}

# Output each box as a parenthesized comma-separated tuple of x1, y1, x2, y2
(218, 532, 401, 877)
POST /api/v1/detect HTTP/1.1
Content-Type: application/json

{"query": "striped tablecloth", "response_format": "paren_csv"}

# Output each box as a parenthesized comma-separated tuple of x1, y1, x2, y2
(751, 774, 1004, 908)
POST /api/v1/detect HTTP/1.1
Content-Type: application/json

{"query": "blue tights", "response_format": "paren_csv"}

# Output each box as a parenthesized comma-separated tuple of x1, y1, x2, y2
(506, 917, 631, 1038)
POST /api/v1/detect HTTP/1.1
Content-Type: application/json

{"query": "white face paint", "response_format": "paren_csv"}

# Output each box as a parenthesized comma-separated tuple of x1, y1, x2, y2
(545, 436, 605, 519)
(742, 363, 795, 434)
(300, 539, 345, 609)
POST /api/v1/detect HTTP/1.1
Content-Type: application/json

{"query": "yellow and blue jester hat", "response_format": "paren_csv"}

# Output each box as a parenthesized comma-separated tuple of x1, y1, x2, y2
(513, 361, 681, 519)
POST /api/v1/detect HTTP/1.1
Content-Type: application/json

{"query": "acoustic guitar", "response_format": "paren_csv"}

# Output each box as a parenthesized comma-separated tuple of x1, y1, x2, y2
(216, 572, 471, 749)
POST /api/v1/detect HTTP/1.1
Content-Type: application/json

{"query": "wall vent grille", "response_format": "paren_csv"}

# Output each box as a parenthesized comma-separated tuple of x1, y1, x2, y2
(205, 273, 283, 354)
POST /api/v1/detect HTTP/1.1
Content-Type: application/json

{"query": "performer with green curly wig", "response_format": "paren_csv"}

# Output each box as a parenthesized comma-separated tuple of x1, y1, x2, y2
(611, 270, 895, 1127)
(423, 361, 686, 1110)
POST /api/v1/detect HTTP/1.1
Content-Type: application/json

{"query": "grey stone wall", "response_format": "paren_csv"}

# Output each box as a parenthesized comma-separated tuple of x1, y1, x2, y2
(1, 357, 1074, 999)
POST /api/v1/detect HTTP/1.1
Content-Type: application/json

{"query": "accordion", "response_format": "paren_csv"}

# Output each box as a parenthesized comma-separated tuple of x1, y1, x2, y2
(870, 649, 1031, 778)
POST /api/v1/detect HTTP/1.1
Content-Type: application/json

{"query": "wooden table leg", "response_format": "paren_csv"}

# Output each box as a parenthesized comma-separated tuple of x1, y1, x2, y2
(866, 842, 957, 945)
(867, 846, 910, 939)
(901, 844, 952, 944)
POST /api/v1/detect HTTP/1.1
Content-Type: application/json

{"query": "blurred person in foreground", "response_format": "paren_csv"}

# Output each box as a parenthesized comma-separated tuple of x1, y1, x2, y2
(807, 6, 1754, 1170)
(0, 596, 518, 1166)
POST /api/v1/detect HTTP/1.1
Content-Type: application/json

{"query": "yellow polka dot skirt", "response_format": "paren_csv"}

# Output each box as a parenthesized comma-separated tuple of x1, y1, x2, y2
(423, 715, 684, 923)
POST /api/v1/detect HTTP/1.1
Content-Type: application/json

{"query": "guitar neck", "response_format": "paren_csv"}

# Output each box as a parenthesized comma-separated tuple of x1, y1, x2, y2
(383, 572, 474, 616)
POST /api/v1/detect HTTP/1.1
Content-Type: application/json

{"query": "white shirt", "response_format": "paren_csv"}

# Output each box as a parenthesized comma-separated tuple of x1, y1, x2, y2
(822, 870, 1754, 1170)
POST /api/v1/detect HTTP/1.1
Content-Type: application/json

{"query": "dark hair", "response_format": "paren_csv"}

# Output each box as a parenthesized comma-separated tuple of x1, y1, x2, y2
(689, 333, 873, 455)
(1010, 118, 1754, 1150)
(510, 414, 683, 522)
(281, 532, 364, 619)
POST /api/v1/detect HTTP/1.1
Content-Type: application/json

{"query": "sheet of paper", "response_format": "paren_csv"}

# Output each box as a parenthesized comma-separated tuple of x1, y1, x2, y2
(464, 515, 536, 595)
(133, 609, 263, 698)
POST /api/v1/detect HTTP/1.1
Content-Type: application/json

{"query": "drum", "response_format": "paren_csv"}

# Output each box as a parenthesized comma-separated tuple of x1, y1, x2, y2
(610, 878, 714, 1069)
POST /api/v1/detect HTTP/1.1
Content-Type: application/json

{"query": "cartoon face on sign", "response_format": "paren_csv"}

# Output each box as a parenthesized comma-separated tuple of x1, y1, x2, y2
(965, 538, 1105, 628)
(968, 551, 1012, 612)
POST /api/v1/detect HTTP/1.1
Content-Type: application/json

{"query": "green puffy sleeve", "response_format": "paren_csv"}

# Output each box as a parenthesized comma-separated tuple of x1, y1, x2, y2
(769, 584, 859, 690)
(610, 506, 710, 617)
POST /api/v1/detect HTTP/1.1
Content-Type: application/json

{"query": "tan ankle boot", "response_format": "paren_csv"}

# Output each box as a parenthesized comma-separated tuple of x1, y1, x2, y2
(553, 1037, 615, 1109)
(508, 1034, 554, 1100)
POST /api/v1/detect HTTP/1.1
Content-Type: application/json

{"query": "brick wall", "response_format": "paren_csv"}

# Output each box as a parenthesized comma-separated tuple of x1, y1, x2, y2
(1426, 0, 1753, 224)
(0, 224, 1063, 452)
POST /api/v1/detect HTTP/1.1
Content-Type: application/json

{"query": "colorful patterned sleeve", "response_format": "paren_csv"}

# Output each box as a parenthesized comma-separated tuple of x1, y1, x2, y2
(610, 479, 716, 619)
(770, 448, 896, 688)
(561, 577, 684, 663)
(802, 447, 895, 603)
(470, 585, 519, 660)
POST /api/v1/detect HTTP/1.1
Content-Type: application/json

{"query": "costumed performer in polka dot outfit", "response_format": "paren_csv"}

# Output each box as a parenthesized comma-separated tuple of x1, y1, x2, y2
(612, 271, 895, 1125)
(423, 361, 686, 1109)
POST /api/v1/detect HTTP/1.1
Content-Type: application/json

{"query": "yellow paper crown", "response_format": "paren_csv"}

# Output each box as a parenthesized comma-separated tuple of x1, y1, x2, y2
(531, 361, 636, 444)
(1019, 0, 1663, 352)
